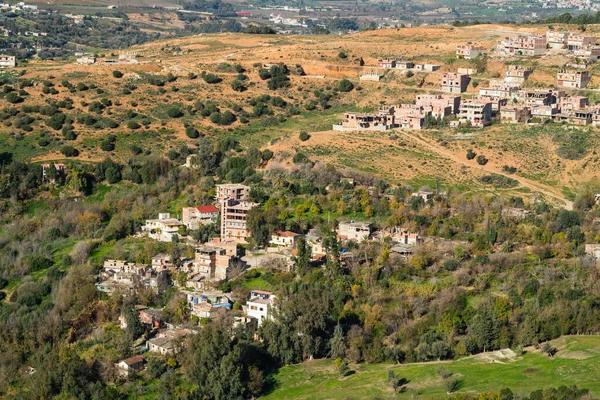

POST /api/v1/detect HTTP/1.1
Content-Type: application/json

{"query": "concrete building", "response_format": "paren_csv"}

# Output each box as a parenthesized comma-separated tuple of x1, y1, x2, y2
(518, 89, 562, 107)
(573, 46, 600, 60)
(441, 73, 470, 93)
(216, 183, 250, 202)
(0, 55, 15, 68)
(395, 61, 414, 70)
(567, 33, 596, 50)
(399, 115, 425, 130)
(546, 29, 569, 49)
(416, 94, 461, 115)
(557, 69, 591, 88)
(377, 59, 396, 69)
(333, 112, 395, 131)
(115, 356, 144, 378)
(458, 99, 492, 127)
(220, 198, 259, 243)
(246, 290, 276, 326)
(337, 221, 371, 242)
(530, 105, 559, 119)
(182, 205, 219, 229)
(501, 106, 531, 123)
(479, 83, 520, 99)
(359, 72, 383, 81)
(76, 56, 96, 65)
(456, 44, 485, 59)
(270, 230, 299, 249)
(142, 213, 183, 242)
(505, 65, 533, 84)
(496, 35, 547, 56)
(561, 96, 589, 111)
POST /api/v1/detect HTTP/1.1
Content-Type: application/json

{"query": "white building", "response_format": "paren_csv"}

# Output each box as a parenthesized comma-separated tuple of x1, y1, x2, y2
(337, 221, 371, 242)
(246, 290, 276, 326)
(142, 213, 184, 242)
(270, 230, 299, 249)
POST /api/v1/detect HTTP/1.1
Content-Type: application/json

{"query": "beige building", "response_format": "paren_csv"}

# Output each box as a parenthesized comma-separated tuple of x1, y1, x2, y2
(456, 44, 485, 59)
(441, 73, 470, 93)
(557, 70, 591, 89)
(337, 221, 371, 242)
(504, 65, 532, 84)
(182, 205, 219, 229)
(216, 183, 250, 202)
(220, 198, 259, 243)
(415, 94, 461, 116)
(501, 106, 531, 123)
(496, 35, 547, 56)
(333, 112, 395, 131)
(0, 55, 15, 68)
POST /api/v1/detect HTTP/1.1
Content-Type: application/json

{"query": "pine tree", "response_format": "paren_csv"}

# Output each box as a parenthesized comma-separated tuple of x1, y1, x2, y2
(329, 324, 346, 359)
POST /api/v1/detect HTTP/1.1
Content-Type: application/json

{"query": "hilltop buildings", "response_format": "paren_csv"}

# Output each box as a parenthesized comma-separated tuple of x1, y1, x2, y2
(217, 184, 258, 243)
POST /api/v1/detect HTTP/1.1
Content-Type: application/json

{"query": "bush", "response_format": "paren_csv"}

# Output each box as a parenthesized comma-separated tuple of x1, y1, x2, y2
(476, 155, 488, 165)
(105, 167, 121, 184)
(166, 149, 179, 160)
(60, 145, 79, 157)
(202, 73, 222, 84)
(5, 92, 23, 103)
(466, 149, 476, 160)
(127, 120, 140, 130)
(258, 68, 271, 80)
(406, 70, 414, 78)
(231, 80, 247, 92)
(166, 106, 183, 118)
(338, 51, 347, 59)
(185, 125, 199, 138)
(100, 140, 115, 151)
(299, 131, 310, 141)
(478, 174, 518, 188)
(113, 70, 123, 78)
(338, 78, 354, 92)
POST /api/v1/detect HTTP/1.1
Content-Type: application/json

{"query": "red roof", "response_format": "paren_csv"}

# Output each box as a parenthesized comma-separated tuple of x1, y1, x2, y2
(196, 205, 219, 213)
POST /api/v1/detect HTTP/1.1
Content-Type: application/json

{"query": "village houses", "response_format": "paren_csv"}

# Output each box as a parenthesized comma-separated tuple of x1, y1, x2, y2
(141, 213, 183, 242)
(337, 221, 371, 242)
(114, 356, 145, 378)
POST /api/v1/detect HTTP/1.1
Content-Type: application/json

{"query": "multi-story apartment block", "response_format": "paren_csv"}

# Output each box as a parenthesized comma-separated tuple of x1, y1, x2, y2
(567, 33, 596, 50)
(456, 44, 485, 59)
(518, 89, 562, 107)
(441, 73, 470, 93)
(416, 94, 461, 115)
(546, 29, 570, 49)
(479, 83, 520, 99)
(561, 96, 589, 111)
(497, 35, 547, 56)
(220, 198, 259, 243)
(557, 69, 591, 88)
(216, 183, 250, 202)
(573, 46, 600, 59)
(505, 65, 533, 84)
(458, 99, 492, 127)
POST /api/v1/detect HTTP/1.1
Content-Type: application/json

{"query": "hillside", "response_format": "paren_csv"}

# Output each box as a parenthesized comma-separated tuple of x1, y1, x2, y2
(4, 24, 600, 207)
(263, 336, 600, 399)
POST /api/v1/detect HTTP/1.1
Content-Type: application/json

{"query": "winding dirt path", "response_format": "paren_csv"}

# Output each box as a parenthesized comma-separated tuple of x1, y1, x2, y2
(401, 130, 574, 210)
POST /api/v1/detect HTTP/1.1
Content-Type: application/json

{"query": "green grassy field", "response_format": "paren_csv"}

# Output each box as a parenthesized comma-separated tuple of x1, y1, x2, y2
(261, 336, 600, 399)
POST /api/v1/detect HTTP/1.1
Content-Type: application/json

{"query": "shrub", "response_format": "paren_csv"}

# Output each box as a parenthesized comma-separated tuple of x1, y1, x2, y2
(5, 92, 23, 103)
(130, 144, 143, 155)
(166, 149, 179, 160)
(476, 155, 488, 165)
(338, 51, 347, 59)
(202, 73, 222, 84)
(166, 106, 184, 118)
(60, 145, 79, 157)
(112, 70, 123, 78)
(478, 174, 518, 188)
(185, 125, 199, 138)
(299, 131, 310, 141)
(466, 149, 476, 160)
(262, 149, 273, 161)
(231, 80, 247, 92)
(338, 78, 354, 92)
(258, 68, 271, 80)
(100, 140, 115, 151)
(127, 120, 140, 129)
